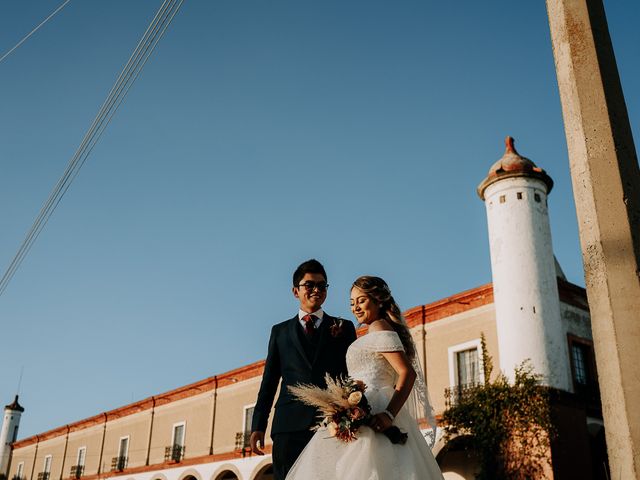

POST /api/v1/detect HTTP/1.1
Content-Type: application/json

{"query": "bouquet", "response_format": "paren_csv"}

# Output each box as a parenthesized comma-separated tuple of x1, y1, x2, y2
(288, 374, 408, 444)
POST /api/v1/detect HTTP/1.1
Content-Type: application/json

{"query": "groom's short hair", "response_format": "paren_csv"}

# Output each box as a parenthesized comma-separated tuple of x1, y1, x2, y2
(293, 259, 327, 286)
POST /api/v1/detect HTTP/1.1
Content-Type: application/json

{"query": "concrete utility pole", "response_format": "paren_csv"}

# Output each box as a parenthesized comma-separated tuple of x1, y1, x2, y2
(546, 0, 640, 478)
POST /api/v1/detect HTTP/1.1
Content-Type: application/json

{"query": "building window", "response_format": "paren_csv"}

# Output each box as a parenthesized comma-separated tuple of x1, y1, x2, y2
(572, 344, 588, 384)
(534, 193, 541, 202)
(165, 422, 186, 462)
(16, 462, 24, 480)
(446, 340, 484, 406)
(456, 348, 480, 386)
(235, 404, 255, 450)
(172, 423, 185, 447)
(568, 335, 599, 401)
(77, 447, 86, 468)
(71, 447, 86, 478)
(243, 405, 255, 435)
(499, 195, 506, 203)
(448, 340, 484, 387)
(517, 192, 523, 200)
(118, 436, 129, 459)
(111, 437, 129, 471)
(38, 455, 52, 480)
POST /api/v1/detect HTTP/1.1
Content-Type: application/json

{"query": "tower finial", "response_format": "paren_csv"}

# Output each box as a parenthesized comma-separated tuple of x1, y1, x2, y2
(505, 136, 518, 155)
(16, 366, 24, 396)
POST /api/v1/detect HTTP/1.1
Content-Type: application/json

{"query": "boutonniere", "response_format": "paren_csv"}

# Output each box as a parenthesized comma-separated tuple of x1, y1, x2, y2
(330, 318, 345, 338)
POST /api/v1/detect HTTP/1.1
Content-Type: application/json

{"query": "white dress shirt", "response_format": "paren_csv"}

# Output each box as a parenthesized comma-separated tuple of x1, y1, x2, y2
(298, 308, 324, 330)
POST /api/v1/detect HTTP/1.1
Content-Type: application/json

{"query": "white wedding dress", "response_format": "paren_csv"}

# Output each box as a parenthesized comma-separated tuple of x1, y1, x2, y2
(286, 331, 445, 480)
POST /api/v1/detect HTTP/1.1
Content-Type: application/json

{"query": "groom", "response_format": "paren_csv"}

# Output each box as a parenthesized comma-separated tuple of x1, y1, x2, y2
(250, 259, 356, 480)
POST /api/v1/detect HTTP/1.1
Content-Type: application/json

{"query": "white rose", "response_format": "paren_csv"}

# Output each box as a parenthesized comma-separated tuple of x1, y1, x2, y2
(348, 391, 363, 406)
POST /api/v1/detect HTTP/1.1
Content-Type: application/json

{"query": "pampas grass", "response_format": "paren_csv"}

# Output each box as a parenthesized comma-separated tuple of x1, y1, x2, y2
(288, 374, 354, 417)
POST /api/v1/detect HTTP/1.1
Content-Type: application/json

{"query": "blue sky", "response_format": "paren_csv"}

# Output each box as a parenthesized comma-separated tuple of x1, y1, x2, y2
(0, 0, 638, 438)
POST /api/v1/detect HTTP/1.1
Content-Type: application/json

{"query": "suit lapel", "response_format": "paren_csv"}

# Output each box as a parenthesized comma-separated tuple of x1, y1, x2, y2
(288, 315, 312, 369)
(312, 315, 333, 366)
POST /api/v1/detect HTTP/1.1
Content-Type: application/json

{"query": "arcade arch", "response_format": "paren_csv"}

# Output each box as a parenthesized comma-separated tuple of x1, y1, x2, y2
(250, 462, 273, 480)
(212, 465, 241, 480)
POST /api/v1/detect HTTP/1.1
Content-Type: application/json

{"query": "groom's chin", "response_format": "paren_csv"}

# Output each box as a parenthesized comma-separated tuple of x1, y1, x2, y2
(308, 299, 324, 309)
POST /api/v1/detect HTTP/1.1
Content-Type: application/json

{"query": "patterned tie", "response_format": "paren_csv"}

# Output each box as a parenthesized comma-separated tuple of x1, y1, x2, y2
(302, 314, 317, 337)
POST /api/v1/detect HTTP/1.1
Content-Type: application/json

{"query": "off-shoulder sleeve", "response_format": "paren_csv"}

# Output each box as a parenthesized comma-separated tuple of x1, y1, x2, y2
(367, 331, 404, 352)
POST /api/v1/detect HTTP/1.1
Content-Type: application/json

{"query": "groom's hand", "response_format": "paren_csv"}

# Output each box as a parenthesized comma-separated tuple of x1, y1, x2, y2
(250, 431, 265, 455)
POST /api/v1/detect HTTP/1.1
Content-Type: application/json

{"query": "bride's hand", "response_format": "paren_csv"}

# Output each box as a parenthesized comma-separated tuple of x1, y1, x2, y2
(369, 412, 393, 432)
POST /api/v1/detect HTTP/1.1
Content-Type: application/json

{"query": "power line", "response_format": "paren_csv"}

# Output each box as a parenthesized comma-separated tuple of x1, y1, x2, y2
(0, 0, 72, 65)
(0, 0, 186, 297)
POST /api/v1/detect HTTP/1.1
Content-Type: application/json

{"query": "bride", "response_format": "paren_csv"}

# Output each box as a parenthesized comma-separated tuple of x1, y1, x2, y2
(285, 275, 445, 480)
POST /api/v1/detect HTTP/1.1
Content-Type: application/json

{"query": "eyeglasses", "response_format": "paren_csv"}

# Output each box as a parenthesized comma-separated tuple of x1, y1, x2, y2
(297, 282, 329, 292)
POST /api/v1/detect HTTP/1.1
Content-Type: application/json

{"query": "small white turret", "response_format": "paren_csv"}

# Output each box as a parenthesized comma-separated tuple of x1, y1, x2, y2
(478, 137, 570, 390)
(0, 396, 24, 478)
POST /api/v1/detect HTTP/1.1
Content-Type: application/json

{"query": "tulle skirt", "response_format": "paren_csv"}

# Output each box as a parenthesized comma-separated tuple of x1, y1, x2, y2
(285, 385, 444, 480)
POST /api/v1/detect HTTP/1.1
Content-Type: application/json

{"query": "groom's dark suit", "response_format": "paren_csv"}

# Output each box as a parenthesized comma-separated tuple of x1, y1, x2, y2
(252, 313, 356, 480)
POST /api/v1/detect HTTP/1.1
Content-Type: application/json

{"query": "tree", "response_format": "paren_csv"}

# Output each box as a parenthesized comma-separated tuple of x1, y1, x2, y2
(442, 334, 553, 479)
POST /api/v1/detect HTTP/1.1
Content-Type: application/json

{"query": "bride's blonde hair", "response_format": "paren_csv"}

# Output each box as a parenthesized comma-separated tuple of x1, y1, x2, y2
(351, 276, 416, 360)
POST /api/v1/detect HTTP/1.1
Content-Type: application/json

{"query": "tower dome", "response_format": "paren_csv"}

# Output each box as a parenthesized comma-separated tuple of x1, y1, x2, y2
(478, 136, 554, 200)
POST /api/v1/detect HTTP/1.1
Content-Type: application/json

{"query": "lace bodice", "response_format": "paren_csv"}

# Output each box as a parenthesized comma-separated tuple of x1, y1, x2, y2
(346, 331, 404, 389)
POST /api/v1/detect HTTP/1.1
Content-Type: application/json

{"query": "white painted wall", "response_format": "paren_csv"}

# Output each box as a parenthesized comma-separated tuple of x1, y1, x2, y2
(484, 176, 570, 390)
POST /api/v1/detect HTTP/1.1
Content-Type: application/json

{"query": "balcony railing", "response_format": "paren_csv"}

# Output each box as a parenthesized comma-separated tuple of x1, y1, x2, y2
(110, 456, 127, 472)
(164, 444, 185, 463)
(70, 465, 84, 479)
(235, 431, 252, 457)
(37, 473, 50, 480)
(444, 382, 482, 408)
(12, 475, 26, 480)
(235, 432, 251, 450)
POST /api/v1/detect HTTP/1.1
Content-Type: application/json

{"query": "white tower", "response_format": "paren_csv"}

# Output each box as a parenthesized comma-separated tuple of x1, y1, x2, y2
(478, 137, 570, 390)
(0, 396, 24, 478)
